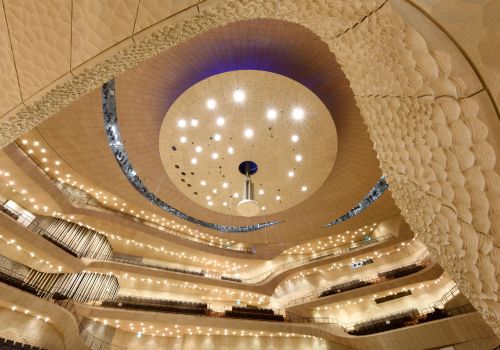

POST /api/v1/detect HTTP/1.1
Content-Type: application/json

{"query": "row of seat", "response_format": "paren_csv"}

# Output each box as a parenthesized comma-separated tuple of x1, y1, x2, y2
(375, 290, 412, 304)
(319, 279, 372, 298)
(114, 295, 207, 309)
(232, 306, 274, 315)
(102, 299, 209, 316)
(102, 296, 209, 316)
(378, 263, 424, 279)
(347, 306, 469, 335)
(349, 309, 419, 335)
(0, 337, 46, 350)
(224, 306, 285, 322)
(320, 262, 427, 299)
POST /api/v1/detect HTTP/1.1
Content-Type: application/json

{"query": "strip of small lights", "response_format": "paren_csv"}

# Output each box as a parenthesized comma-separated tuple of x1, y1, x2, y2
(90, 319, 320, 339)
(15, 139, 242, 249)
(277, 238, 418, 287)
(10, 305, 50, 323)
(0, 234, 63, 272)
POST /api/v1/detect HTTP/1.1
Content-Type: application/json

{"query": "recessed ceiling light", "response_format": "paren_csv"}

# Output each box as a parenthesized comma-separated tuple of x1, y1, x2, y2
(191, 158, 197, 165)
(214, 134, 222, 142)
(212, 189, 218, 194)
(200, 180, 207, 186)
(233, 192, 239, 198)
(295, 154, 302, 162)
(291, 134, 299, 143)
(267, 109, 277, 121)
(222, 202, 228, 206)
(301, 186, 308, 192)
(243, 128, 254, 138)
(233, 89, 245, 102)
(177, 119, 187, 128)
(258, 189, 264, 195)
(33, 141, 40, 146)
(206, 195, 211, 200)
(21, 139, 28, 144)
(216, 117, 225, 126)
(211, 152, 218, 159)
(207, 201, 213, 206)
(276, 195, 281, 201)
(190, 119, 199, 127)
(206, 99, 216, 109)
(292, 108, 304, 120)
(222, 182, 228, 188)
(227, 147, 235, 154)
(261, 206, 266, 210)
(288, 171, 295, 178)
(180, 136, 187, 143)
(195, 146, 202, 153)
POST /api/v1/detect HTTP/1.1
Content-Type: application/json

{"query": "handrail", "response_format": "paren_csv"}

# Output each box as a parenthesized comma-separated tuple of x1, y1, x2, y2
(284, 285, 471, 332)
(1, 271, 473, 338)
(1, 202, 395, 286)
(14, 141, 254, 254)
(55, 299, 126, 350)
(96, 233, 393, 284)
(237, 234, 393, 284)
(285, 250, 431, 308)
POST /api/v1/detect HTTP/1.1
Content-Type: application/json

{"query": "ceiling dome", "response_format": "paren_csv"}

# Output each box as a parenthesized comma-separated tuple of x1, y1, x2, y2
(159, 70, 337, 216)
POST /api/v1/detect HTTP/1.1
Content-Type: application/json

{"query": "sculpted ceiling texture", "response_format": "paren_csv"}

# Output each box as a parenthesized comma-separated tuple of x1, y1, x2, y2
(0, 0, 497, 336)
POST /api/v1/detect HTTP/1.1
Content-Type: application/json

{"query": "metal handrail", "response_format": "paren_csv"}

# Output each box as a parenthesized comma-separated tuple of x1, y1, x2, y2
(14, 141, 254, 254)
(237, 234, 393, 284)
(285, 250, 431, 308)
(1, 202, 395, 285)
(284, 285, 471, 332)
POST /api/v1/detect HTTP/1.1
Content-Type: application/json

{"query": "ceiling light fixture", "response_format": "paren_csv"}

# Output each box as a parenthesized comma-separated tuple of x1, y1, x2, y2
(233, 89, 245, 102)
(222, 182, 228, 189)
(211, 152, 218, 159)
(177, 119, 187, 128)
(180, 136, 187, 143)
(206, 99, 216, 109)
(200, 180, 207, 186)
(195, 146, 202, 153)
(216, 117, 225, 126)
(243, 128, 254, 138)
(267, 109, 277, 120)
(291, 134, 299, 143)
(288, 171, 295, 178)
(292, 108, 304, 120)
(301, 186, 308, 192)
(295, 154, 302, 162)
(258, 189, 264, 195)
(236, 161, 260, 217)
(227, 147, 235, 154)
(214, 134, 222, 141)
(276, 195, 281, 201)
(191, 158, 198, 165)
(190, 119, 199, 127)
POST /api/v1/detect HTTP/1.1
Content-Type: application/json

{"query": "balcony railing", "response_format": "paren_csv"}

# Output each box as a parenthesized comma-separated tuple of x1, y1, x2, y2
(284, 285, 473, 335)
(285, 250, 432, 308)
(1, 202, 395, 286)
